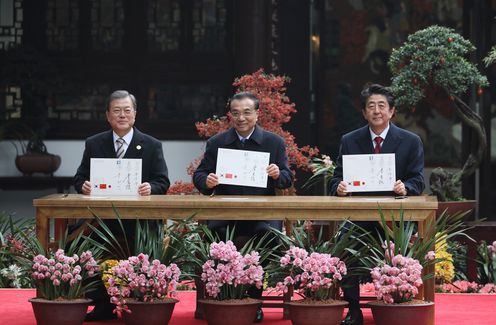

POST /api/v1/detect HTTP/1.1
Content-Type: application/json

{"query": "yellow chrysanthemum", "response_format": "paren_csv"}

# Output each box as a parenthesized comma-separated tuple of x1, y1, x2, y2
(435, 235, 454, 283)
(100, 259, 122, 289)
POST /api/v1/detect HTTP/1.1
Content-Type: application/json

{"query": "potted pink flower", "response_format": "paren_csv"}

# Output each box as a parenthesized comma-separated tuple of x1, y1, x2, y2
(28, 248, 100, 325)
(361, 208, 471, 325)
(275, 246, 348, 325)
(197, 240, 265, 325)
(105, 253, 181, 325)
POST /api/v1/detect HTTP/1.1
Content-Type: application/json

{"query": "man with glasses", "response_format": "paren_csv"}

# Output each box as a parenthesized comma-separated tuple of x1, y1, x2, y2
(74, 90, 170, 321)
(193, 91, 293, 323)
(329, 84, 424, 325)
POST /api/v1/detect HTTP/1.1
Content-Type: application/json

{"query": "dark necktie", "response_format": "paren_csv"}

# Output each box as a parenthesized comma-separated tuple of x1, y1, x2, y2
(116, 138, 125, 158)
(240, 138, 247, 147)
(374, 136, 383, 154)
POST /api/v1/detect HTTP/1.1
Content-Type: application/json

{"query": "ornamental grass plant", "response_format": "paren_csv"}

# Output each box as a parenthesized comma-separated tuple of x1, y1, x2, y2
(22, 229, 103, 300)
(476, 240, 496, 285)
(360, 208, 473, 304)
(190, 225, 275, 301)
(86, 208, 198, 276)
(268, 220, 369, 302)
(0, 213, 36, 288)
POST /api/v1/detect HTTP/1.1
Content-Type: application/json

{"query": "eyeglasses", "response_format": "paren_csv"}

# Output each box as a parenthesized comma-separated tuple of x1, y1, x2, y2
(229, 110, 256, 119)
(110, 108, 135, 116)
(365, 104, 389, 112)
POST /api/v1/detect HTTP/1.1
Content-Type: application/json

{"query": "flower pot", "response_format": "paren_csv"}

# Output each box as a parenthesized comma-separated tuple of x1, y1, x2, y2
(286, 300, 348, 325)
(436, 200, 476, 220)
(29, 297, 91, 325)
(122, 298, 178, 325)
(199, 298, 261, 325)
(15, 153, 61, 176)
(368, 299, 434, 325)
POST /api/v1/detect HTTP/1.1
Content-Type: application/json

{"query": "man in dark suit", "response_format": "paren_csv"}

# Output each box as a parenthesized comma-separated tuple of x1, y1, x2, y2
(329, 84, 424, 325)
(74, 90, 170, 321)
(193, 91, 293, 322)
(74, 90, 169, 196)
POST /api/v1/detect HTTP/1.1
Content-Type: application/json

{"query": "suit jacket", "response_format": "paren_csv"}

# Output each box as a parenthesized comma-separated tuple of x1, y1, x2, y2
(329, 123, 424, 196)
(193, 125, 293, 195)
(74, 128, 170, 194)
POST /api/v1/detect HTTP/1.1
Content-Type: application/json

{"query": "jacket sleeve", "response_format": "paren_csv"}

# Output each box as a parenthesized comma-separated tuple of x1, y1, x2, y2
(193, 140, 216, 195)
(148, 140, 170, 195)
(273, 138, 293, 189)
(73, 140, 91, 194)
(328, 140, 344, 196)
(403, 135, 425, 196)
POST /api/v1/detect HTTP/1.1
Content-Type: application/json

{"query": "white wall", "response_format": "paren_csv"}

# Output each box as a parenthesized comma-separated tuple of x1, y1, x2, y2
(0, 140, 206, 218)
(0, 140, 205, 181)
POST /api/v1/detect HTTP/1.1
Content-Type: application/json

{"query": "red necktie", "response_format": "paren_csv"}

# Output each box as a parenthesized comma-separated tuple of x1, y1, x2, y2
(374, 137, 383, 154)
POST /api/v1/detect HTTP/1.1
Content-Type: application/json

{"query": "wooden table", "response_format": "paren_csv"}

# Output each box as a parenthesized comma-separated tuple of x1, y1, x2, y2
(34, 194, 438, 323)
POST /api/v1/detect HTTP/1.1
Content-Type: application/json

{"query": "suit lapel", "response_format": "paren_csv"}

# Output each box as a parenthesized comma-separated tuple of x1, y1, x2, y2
(125, 128, 145, 158)
(355, 125, 374, 154)
(100, 130, 117, 158)
(381, 123, 401, 153)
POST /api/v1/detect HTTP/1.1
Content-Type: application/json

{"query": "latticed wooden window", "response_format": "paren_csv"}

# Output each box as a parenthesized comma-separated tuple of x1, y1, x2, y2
(1, 0, 233, 139)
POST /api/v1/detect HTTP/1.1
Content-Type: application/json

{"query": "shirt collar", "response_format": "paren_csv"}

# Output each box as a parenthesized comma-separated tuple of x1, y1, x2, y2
(113, 128, 134, 144)
(369, 123, 390, 140)
(235, 128, 255, 141)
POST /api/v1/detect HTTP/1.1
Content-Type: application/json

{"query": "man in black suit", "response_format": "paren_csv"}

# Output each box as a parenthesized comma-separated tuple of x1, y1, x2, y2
(74, 90, 170, 321)
(329, 84, 424, 325)
(193, 91, 293, 322)
(74, 90, 169, 195)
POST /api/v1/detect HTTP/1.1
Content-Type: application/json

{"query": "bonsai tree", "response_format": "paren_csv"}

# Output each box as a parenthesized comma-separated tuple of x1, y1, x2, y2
(388, 25, 489, 201)
(168, 69, 319, 194)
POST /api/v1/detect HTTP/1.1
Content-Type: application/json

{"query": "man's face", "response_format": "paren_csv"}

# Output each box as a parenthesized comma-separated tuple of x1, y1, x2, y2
(362, 94, 395, 133)
(106, 96, 136, 137)
(229, 98, 258, 137)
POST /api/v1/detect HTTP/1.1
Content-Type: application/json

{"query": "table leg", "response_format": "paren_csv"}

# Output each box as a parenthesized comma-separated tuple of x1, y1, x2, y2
(36, 208, 49, 250)
(419, 212, 436, 325)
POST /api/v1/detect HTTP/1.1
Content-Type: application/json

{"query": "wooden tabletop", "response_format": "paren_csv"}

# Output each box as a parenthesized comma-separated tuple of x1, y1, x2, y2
(34, 194, 438, 221)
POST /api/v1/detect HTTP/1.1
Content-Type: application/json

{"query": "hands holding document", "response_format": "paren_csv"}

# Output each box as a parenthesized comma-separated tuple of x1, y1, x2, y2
(206, 163, 280, 189)
(81, 180, 152, 196)
(336, 179, 407, 196)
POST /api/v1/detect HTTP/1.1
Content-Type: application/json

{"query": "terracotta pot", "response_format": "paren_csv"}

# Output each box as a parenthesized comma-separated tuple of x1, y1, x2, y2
(368, 300, 434, 325)
(286, 300, 348, 325)
(436, 200, 476, 219)
(29, 297, 91, 325)
(15, 153, 61, 176)
(122, 298, 178, 325)
(199, 298, 261, 325)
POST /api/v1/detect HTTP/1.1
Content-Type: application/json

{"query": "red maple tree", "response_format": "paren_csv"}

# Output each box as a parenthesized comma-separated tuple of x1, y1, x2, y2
(167, 69, 319, 194)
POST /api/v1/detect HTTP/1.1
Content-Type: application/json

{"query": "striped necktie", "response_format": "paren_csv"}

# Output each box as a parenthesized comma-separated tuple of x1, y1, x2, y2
(374, 136, 383, 154)
(116, 138, 125, 158)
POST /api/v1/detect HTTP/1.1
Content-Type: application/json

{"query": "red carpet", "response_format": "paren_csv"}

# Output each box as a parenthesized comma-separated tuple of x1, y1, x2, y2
(1, 289, 495, 325)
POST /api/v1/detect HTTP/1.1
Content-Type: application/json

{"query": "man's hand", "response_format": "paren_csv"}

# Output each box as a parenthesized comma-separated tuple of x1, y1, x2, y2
(336, 180, 348, 197)
(138, 182, 152, 196)
(266, 164, 280, 180)
(82, 181, 92, 195)
(393, 180, 407, 196)
(206, 173, 219, 189)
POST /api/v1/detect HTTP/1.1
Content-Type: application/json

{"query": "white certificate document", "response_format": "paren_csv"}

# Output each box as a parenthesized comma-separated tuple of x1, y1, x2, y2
(216, 148, 270, 188)
(90, 158, 142, 196)
(343, 153, 395, 192)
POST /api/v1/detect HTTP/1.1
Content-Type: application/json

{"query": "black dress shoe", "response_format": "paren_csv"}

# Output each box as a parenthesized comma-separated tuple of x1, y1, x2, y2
(341, 308, 363, 325)
(254, 307, 264, 323)
(84, 306, 117, 322)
